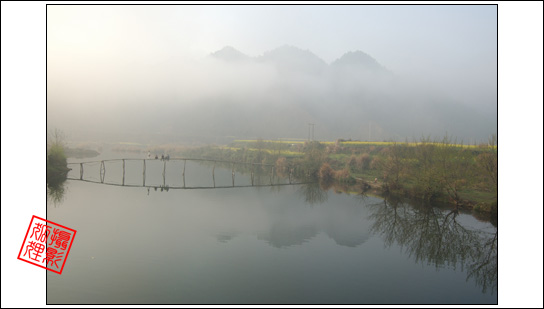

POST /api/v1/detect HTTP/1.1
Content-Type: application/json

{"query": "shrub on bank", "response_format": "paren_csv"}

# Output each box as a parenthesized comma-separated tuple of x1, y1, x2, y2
(319, 163, 335, 183)
(47, 143, 69, 184)
(319, 163, 355, 184)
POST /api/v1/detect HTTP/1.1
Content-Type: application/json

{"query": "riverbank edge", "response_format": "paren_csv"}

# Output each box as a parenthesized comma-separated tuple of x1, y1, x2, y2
(349, 175, 497, 218)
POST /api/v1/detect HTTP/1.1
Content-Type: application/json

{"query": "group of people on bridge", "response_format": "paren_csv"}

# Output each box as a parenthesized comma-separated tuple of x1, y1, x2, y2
(147, 151, 169, 161)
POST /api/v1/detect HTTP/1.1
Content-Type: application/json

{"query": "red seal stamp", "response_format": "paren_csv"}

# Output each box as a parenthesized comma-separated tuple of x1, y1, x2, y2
(17, 215, 76, 274)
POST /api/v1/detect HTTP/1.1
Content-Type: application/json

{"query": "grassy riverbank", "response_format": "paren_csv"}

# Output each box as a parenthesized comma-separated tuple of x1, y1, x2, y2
(180, 137, 497, 216)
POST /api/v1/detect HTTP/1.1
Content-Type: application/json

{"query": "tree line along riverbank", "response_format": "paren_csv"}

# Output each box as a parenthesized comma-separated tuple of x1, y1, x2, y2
(179, 136, 497, 217)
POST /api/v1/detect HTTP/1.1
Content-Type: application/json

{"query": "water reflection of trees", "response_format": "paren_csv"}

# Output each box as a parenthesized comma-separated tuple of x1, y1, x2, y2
(296, 182, 328, 205)
(47, 181, 67, 207)
(368, 197, 497, 294)
(295, 180, 374, 206)
(466, 230, 497, 294)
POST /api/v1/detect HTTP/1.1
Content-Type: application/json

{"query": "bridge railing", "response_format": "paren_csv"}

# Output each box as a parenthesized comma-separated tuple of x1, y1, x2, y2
(67, 158, 300, 189)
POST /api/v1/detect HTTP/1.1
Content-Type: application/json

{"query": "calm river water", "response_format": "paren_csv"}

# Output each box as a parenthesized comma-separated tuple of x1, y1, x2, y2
(47, 151, 497, 304)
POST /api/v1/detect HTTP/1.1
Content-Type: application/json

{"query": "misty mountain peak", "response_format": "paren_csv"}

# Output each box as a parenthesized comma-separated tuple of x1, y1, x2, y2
(258, 45, 327, 75)
(210, 46, 251, 62)
(264, 45, 318, 57)
(332, 50, 387, 72)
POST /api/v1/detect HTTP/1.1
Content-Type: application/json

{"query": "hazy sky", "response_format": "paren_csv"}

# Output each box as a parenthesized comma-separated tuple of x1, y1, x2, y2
(48, 5, 497, 85)
(46, 4, 499, 137)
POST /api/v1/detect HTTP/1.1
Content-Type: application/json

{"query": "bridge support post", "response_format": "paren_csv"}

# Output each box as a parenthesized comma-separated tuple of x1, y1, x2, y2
(212, 161, 216, 188)
(232, 163, 235, 187)
(183, 159, 186, 188)
(100, 161, 105, 183)
(163, 160, 166, 187)
(251, 163, 254, 186)
(289, 168, 293, 184)
(122, 159, 125, 186)
(80, 163, 84, 180)
(143, 159, 146, 186)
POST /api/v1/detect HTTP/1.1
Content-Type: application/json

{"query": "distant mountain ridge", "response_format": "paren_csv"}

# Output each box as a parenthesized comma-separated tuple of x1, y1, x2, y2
(50, 46, 496, 145)
(210, 46, 251, 62)
(200, 44, 494, 142)
(210, 45, 389, 75)
(331, 50, 389, 72)
(257, 45, 328, 75)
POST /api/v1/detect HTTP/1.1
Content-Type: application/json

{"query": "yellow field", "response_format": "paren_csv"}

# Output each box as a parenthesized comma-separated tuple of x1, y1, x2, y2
(233, 140, 491, 149)
(221, 146, 303, 156)
(234, 140, 306, 144)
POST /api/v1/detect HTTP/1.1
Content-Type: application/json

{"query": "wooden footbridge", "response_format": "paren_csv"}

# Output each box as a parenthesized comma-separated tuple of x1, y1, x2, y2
(66, 158, 306, 189)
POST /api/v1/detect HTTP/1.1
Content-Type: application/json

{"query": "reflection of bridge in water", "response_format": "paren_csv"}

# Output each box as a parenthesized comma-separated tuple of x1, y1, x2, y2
(67, 158, 307, 189)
